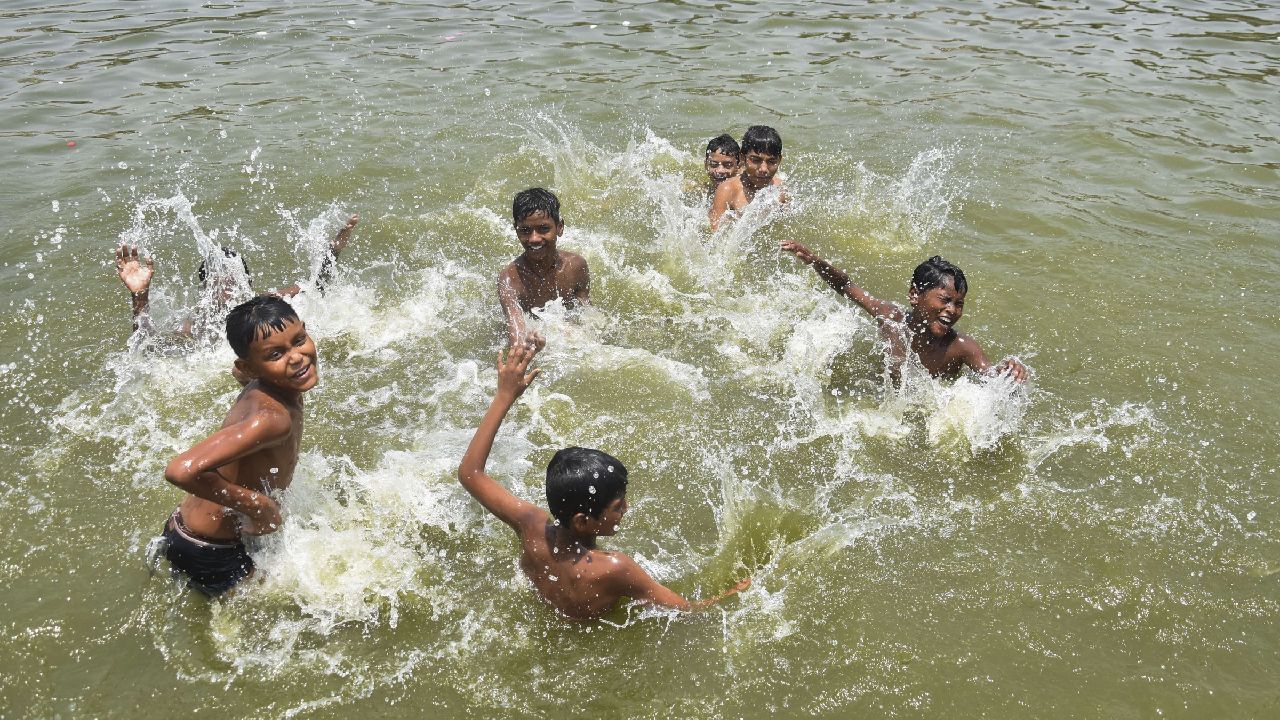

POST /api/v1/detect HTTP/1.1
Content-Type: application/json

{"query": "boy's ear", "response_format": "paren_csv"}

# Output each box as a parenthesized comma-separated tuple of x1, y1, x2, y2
(233, 358, 254, 379)
(569, 512, 593, 534)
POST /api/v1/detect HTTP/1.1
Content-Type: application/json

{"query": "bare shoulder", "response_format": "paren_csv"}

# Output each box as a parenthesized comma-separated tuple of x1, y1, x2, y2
(229, 385, 296, 437)
(560, 250, 589, 272)
(949, 330, 989, 364)
(511, 505, 553, 538)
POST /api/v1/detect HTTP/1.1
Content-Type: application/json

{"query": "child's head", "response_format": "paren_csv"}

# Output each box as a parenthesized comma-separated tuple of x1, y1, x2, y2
(739, 125, 783, 189)
(910, 256, 968, 295)
(546, 447, 628, 534)
(513, 187, 561, 225)
(705, 134, 741, 186)
(908, 256, 969, 337)
(226, 295, 319, 391)
(512, 188, 564, 259)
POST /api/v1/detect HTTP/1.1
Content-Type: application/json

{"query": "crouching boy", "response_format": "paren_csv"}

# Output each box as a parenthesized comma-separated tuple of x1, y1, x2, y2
(157, 295, 319, 596)
(458, 344, 750, 620)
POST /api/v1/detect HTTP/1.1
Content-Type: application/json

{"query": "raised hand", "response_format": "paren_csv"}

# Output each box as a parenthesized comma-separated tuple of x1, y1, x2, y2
(330, 213, 359, 256)
(780, 240, 818, 265)
(495, 342, 542, 400)
(115, 244, 154, 294)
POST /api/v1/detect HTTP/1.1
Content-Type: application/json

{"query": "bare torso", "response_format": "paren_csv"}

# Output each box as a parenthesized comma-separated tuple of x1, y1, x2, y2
(178, 386, 302, 540)
(502, 250, 590, 313)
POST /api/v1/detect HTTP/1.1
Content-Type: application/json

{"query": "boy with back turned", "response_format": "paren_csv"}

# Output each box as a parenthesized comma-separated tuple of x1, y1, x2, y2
(157, 295, 320, 596)
(458, 344, 750, 620)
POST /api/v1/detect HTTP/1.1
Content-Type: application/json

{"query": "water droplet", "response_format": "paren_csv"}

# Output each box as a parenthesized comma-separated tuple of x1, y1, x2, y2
(269, 467, 279, 474)
(607, 465, 614, 472)
(588, 485, 596, 494)
(593, 471, 599, 478)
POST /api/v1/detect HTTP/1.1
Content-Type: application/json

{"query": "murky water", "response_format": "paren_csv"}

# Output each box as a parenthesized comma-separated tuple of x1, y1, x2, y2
(2, 1, 1278, 717)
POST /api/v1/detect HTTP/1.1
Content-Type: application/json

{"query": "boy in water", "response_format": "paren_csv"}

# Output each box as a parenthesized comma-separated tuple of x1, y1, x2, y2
(157, 295, 319, 596)
(703, 134, 741, 197)
(115, 213, 359, 338)
(781, 241, 1028, 383)
(497, 189, 589, 349)
(458, 344, 750, 620)
(710, 125, 787, 231)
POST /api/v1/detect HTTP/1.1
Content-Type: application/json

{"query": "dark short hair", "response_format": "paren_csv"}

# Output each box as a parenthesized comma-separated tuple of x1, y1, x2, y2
(225, 295, 300, 359)
(198, 246, 250, 284)
(513, 188, 561, 225)
(741, 125, 782, 157)
(911, 256, 968, 295)
(706, 134, 740, 158)
(546, 447, 628, 525)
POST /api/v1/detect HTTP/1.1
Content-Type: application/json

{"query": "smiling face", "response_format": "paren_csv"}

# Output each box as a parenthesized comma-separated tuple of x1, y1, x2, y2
(236, 317, 319, 393)
(909, 278, 966, 338)
(741, 149, 781, 190)
(705, 149, 740, 185)
(514, 210, 563, 260)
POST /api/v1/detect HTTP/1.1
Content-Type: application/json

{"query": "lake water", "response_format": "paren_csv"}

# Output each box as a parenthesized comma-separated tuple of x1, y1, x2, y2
(2, 1, 1278, 717)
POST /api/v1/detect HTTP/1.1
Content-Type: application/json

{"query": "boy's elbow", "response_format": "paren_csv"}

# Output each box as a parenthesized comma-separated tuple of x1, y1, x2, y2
(164, 459, 198, 491)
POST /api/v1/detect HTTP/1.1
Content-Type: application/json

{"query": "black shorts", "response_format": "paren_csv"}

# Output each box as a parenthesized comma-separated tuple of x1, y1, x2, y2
(161, 511, 254, 597)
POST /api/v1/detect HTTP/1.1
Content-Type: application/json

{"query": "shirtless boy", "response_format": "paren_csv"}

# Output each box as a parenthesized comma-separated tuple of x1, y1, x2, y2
(497, 189, 589, 348)
(115, 213, 358, 338)
(781, 241, 1028, 383)
(709, 125, 786, 231)
(703, 134, 741, 197)
(158, 295, 319, 596)
(458, 344, 750, 620)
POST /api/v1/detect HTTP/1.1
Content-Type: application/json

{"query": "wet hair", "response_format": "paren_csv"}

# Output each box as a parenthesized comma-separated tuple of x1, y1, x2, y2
(545, 447, 628, 526)
(911, 256, 968, 295)
(512, 187, 561, 225)
(197, 246, 250, 284)
(225, 295, 300, 359)
(705, 134, 741, 159)
(741, 125, 783, 158)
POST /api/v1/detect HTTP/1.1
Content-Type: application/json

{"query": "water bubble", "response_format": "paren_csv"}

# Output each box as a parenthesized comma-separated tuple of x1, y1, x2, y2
(593, 471, 599, 478)
(269, 467, 279, 474)
(607, 465, 614, 472)
(51, 201, 60, 213)
(116, 161, 128, 170)
(548, 575, 558, 582)
(588, 485, 596, 494)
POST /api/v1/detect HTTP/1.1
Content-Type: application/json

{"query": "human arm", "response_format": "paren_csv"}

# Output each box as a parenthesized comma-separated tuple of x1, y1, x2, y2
(609, 553, 751, 611)
(780, 240, 903, 323)
(315, 213, 359, 293)
(498, 267, 544, 349)
(956, 334, 1028, 383)
(457, 344, 547, 532)
(115, 244, 154, 333)
(709, 182, 733, 231)
(570, 254, 591, 307)
(163, 406, 294, 535)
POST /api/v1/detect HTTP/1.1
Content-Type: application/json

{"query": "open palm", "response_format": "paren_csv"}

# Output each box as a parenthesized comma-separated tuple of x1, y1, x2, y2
(115, 244, 153, 294)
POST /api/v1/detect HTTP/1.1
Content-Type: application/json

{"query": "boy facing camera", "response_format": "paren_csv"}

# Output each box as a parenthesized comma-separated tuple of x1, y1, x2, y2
(458, 345, 750, 620)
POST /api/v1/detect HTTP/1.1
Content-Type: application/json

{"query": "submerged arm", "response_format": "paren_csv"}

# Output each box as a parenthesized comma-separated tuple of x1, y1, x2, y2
(457, 345, 546, 531)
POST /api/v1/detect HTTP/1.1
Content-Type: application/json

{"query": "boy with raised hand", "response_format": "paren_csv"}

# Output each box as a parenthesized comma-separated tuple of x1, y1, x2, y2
(157, 295, 320, 596)
(710, 125, 787, 231)
(115, 213, 359, 338)
(781, 241, 1029, 383)
(497, 188, 589, 349)
(458, 344, 751, 621)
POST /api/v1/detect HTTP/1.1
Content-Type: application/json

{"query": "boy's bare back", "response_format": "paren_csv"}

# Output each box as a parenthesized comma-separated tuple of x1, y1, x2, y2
(457, 345, 749, 620)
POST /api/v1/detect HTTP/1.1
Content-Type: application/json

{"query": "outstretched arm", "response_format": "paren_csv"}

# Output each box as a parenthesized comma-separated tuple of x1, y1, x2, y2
(610, 554, 751, 611)
(115, 244, 155, 334)
(163, 407, 293, 535)
(498, 268, 544, 350)
(315, 213, 359, 293)
(958, 335, 1029, 383)
(781, 240, 902, 324)
(457, 344, 547, 531)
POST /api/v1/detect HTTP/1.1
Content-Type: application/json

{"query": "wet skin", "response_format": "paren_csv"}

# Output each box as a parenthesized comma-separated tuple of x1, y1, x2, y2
(165, 318, 318, 539)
